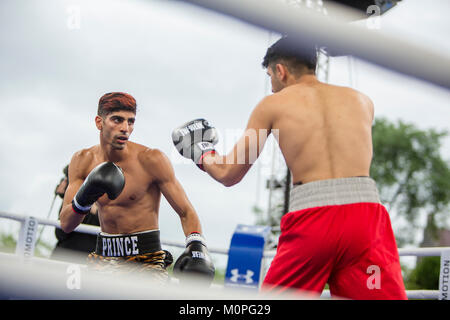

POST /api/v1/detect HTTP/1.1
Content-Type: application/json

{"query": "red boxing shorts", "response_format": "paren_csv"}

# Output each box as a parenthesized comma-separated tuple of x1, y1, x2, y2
(262, 177, 407, 300)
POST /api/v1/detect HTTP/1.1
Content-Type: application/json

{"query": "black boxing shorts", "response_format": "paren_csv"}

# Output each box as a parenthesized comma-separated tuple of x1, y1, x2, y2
(87, 229, 173, 282)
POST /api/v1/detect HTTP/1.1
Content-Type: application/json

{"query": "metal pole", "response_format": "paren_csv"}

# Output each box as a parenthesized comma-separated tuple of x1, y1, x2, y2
(283, 168, 291, 215)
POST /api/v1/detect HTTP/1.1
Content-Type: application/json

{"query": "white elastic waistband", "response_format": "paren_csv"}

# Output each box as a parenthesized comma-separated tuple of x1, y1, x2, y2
(100, 229, 160, 237)
(289, 177, 381, 212)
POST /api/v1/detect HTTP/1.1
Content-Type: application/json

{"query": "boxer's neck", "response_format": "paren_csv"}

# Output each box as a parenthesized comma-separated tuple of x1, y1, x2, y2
(100, 141, 129, 163)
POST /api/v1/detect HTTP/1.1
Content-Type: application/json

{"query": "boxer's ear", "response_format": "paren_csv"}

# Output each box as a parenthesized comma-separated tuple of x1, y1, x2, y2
(95, 115, 103, 130)
(275, 63, 288, 81)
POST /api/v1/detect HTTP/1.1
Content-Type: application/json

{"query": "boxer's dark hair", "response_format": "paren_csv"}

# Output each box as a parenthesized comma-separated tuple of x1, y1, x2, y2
(262, 35, 317, 76)
(63, 164, 69, 178)
(98, 92, 137, 117)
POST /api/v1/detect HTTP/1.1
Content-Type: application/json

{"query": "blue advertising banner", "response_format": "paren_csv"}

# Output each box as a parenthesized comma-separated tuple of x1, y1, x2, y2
(225, 224, 271, 289)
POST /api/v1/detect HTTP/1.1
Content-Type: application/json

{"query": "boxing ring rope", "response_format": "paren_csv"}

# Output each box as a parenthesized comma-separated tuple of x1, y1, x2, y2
(0, 211, 228, 254)
(176, 0, 450, 90)
(0, 211, 448, 300)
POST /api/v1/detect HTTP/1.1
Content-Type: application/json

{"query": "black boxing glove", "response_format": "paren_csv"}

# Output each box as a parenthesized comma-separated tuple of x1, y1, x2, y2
(72, 162, 125, 214)
(172, 119, 218, 171)
(173, 232, 215, 285)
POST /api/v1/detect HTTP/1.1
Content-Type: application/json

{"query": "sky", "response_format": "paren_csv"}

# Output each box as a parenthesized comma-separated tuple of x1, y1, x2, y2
(0, 0, 449, 268)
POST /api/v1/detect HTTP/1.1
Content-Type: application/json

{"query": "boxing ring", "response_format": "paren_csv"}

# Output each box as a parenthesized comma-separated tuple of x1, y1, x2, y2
(0, 211, 448, 300)
(1, 0, 449, 301)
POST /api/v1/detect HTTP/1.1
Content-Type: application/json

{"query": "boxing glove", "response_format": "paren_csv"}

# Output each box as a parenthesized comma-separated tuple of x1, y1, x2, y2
(72, 162, 125, 214)
(173, 232, 215, 285)
(172, 119, 218, 170)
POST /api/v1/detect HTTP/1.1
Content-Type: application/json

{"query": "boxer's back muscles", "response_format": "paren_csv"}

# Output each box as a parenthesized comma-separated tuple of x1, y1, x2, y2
(199, 78, 374, 187)
(266, 79, 374, 184)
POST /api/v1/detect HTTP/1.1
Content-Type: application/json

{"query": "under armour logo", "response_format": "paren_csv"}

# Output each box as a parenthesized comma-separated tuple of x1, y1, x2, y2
(230, 269, 254, 284)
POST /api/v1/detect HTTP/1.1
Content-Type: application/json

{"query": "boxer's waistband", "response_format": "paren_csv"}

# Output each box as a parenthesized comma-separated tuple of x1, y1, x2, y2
(289, 177, 381, 212)
(95, 229, 162, 257)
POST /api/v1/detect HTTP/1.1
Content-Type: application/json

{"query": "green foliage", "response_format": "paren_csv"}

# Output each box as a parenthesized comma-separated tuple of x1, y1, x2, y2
(252, 205, 266, 226)
(213, 266, 226, 284)
(0, 230, 54, 258)
(404, 257, 440, 290)
(371, 118, 450, 246)
(0, 233, 17, 254)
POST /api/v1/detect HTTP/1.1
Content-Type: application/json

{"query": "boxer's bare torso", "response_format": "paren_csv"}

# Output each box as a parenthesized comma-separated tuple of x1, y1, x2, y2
(66, 143, 162, 234)
(203, 75, 374, 186)
(270, 76, 374, 184)
(60, 110, 200, 235)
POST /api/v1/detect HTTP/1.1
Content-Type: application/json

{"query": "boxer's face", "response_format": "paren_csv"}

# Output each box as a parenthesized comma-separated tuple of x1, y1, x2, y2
(96, 110, 135, 150)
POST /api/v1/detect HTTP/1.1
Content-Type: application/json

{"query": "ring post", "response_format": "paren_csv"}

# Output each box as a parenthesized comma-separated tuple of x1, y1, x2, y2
(224, 224, 271, 290)
(439, 249, 450, 300)
(15, 216, 38, 258)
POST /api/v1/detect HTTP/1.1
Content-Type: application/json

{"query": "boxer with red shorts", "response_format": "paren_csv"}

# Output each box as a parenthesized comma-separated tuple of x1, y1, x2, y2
(262, 177, 407, 299)
(174, 36, 407, 299)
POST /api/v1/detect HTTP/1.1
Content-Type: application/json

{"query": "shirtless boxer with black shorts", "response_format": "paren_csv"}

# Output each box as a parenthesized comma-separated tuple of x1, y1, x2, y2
(60, 92, 214, 284)
(172, 36, 407, 299)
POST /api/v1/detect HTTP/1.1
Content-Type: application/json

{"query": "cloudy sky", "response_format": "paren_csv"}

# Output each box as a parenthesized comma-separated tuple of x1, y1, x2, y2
(0, 0, 449, 267)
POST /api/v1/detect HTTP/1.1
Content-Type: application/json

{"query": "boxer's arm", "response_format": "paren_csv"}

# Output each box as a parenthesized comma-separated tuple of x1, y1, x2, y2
(143, 149, 202, 236)
(59, 150, 91, 233)
(202, 97, 273, 186)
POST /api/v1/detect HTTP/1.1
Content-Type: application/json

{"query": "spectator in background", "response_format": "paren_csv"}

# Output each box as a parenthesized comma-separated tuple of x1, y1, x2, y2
(51, 165, 100, 264)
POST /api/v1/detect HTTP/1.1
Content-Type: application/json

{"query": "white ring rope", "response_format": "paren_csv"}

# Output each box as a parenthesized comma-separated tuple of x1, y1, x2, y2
(1, 211, 447, 299)
(1, 211, 448, 258)
(176, 0, 450, 90)
(0, 211, 228, 255)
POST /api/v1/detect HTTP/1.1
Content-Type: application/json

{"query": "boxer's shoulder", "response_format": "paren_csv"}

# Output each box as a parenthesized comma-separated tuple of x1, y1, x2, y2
(325, 84, 372, 104)
(336, 85, 371, 102)
(138, 145, 163, 161)
(251, 92, 292, 125)
(123, 141, 157, 162)
(138, 147, 171, 171)
(354, 89, 374, 112)
(72, 145, 97, 160)
(251, 94, 280, 117)
(70, 145, 99, 178)
(265, 85, 309, 108)
(332, 86, 374, 117)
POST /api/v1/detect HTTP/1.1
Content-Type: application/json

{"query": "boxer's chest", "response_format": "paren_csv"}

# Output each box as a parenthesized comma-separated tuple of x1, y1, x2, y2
(96, 161, 155, 206)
